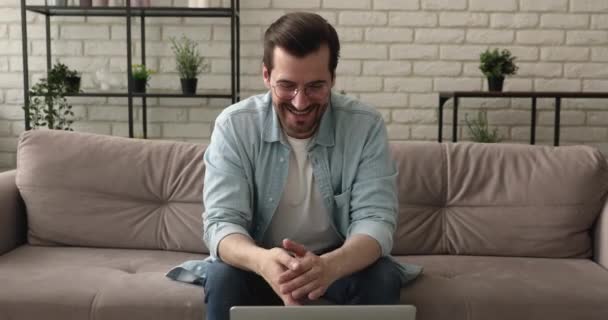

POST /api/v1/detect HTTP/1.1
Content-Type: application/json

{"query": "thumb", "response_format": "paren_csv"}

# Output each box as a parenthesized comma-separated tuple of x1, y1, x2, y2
(282, 238, 307, 257)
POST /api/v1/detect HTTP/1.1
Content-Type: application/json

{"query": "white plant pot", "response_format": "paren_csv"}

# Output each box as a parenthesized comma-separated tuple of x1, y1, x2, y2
(188, 0, 211, 7)
(47, 0, 68, 5)
(130, 0, 150, 7)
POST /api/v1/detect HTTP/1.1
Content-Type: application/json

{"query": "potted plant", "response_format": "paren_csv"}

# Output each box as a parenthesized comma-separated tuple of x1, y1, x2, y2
(479, 48, 518, 92)
(23, 76, 75, 131)
(170, 36, 209, 95)
(131, 64, 154, 93)
(65, 69, 81, 94)
(48, 62, 81, 94)
(464, 110, 501, 143)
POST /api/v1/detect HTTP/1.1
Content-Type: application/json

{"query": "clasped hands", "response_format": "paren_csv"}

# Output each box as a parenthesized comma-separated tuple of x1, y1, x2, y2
(259, 238, 337, 305)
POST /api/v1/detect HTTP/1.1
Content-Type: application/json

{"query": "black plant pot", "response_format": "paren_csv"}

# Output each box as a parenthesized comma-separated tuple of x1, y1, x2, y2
(132, 78, 147, 93)
(181, 78, 198, 95)
(487, 77, 505, 92)
(65, 76, 81, 94)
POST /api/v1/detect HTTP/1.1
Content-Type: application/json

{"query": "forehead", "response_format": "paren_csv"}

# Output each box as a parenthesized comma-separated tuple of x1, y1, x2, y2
(271, 45, 332, 83)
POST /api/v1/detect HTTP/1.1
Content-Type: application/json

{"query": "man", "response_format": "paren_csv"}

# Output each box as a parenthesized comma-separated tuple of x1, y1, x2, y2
(167, 12, 421, 320)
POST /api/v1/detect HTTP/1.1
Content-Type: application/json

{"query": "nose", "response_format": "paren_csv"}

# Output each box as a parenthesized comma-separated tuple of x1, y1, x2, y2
(291, 89, 310, 110)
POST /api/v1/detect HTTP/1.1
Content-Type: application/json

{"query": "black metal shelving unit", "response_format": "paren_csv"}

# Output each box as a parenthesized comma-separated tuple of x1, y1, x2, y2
(20, 0, 240, 138)
(437, 91, 608, 146)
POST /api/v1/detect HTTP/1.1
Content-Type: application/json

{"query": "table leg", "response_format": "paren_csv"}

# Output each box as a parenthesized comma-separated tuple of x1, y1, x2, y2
(554, 97, 561, 146)
(452, 97, 459, 142)
(531, 97, 536, 145)
(438, 96, 443, 142)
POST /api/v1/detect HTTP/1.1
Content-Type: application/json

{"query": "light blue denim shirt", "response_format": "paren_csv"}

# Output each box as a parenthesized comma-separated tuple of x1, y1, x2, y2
(166, 91, 422, 286)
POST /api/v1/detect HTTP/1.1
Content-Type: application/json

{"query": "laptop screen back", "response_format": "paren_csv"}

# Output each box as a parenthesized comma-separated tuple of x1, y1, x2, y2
(230, 305, 416, 320)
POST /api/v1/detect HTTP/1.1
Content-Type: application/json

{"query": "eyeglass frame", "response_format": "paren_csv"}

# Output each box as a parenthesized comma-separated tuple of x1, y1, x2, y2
(270, 80, 331, 101)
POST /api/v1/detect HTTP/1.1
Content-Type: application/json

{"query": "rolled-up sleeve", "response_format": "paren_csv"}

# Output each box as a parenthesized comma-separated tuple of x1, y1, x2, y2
(203, 120, 253, 259)
(347, 116, 398, 257)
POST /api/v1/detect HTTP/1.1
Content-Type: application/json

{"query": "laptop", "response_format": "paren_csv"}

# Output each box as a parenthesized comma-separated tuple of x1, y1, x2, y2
(230, 305, 416, 320)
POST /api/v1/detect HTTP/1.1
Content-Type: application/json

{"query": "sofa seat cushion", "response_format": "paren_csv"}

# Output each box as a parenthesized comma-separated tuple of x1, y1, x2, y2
(397, 255, 608, 320)
(0, 245, 206, 320)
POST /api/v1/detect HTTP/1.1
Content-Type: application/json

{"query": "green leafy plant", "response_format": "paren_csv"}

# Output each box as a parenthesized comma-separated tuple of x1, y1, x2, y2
(170, 36, 209, 79)
(131, 64, 155, 81)
(464, 110, 501, 143)
(46, 62, 81, 94)
(479, 48, 518, 79)
(24, 77, 75, 131)
(66, 69, 80, 78)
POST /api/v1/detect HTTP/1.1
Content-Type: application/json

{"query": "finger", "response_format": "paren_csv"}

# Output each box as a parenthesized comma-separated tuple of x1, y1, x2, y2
(282, 238, 308, 257)
(282, 294, 302, 306)
(280, 268, 319, 294)
(291, 255, 318, 274)
(274, 249, 298, 270)
(278, 269, 301, 284)
(291, 280, 321, 300)
(308, 287, 327, 300)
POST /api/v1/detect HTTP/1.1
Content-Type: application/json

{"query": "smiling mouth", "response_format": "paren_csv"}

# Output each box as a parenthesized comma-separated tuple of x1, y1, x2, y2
(283, 103, 318, 116)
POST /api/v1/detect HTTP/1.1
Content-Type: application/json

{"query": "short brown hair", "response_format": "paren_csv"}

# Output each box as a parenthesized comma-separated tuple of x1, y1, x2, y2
(263, 12, 340, 79)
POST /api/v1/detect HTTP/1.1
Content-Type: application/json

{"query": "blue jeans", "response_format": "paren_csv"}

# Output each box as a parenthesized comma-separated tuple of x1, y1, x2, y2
(203, 257, 402, 320)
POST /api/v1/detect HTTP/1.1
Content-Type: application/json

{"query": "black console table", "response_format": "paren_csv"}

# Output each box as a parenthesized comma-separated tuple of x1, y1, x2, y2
(438, 91, 608, 146)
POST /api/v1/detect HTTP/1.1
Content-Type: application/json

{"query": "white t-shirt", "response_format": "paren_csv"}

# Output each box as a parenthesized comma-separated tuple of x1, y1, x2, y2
(261, 135, 342, 254)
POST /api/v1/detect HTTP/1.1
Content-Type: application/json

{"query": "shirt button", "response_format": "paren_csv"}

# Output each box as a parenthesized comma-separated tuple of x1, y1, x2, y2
(279, 157, 284, 162)
(268, 197, 273, 202)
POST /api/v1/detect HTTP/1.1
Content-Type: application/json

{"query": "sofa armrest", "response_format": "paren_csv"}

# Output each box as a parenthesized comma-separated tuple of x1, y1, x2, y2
(595, 197, 608, 270)
(0, 170, 27, 256)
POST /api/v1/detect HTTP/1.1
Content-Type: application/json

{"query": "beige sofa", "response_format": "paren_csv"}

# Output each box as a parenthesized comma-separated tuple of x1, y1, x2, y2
(1, 130, 607, 320)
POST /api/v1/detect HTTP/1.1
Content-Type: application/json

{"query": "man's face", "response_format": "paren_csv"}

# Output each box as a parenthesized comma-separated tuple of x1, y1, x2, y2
(263, 45, 334, 139)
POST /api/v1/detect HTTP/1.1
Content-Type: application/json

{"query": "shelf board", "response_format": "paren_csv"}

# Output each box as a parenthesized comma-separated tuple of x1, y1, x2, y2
(25, 6, 235, 18)
(30, 91, 234, 99)
(439, 91, 608, 99)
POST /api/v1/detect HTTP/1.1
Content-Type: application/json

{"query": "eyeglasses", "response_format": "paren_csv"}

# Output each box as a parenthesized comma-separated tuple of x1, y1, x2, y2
(271, 82, 330, 101)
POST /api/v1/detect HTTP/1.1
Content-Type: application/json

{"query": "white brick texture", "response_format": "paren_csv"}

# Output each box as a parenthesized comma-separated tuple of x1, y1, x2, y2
(439, 13, 489, 27)
(421, 0, 466, 11)
(374, 0, 419, 10)
(520, 0, 569, 12)
(491, 14, 539, 29)
(2, 0, 608, 171)
(389, 12, 437, 27)
(469, 0, 517, 12)
(571, 0, 608, 13)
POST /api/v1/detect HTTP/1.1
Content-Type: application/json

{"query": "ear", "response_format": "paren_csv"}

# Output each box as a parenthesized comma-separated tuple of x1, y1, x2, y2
(262, 64, 271, 89)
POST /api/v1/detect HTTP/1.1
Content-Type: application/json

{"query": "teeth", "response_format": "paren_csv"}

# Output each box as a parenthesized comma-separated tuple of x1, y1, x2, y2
(289, 106, 314, 115)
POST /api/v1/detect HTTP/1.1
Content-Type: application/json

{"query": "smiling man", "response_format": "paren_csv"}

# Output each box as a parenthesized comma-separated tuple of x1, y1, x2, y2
(166, 12, 421, 320)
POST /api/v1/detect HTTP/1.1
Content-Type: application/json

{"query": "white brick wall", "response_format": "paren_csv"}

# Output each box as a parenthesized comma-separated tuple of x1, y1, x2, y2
(1, 0, 608, 171)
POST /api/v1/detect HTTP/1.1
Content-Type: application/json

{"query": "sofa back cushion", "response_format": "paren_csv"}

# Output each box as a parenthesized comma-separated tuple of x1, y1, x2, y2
(16, 130, 207, 253)
(16, 130, 608, 258)
(390, 142, 608, 258)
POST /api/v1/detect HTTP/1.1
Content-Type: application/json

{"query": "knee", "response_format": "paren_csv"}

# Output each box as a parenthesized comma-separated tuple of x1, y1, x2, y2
(356, 258, 402, 304)
(204, 261, 249, 296)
